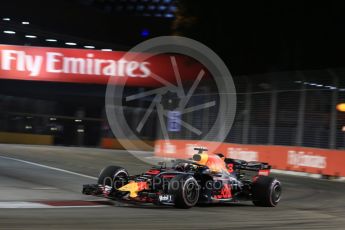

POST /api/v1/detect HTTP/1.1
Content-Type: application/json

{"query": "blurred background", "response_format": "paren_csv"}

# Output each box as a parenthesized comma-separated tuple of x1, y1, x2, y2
(0, 0, 344, 152)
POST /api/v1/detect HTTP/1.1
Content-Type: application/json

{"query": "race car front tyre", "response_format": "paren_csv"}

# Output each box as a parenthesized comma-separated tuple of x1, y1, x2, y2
(169, 174, 200, 209)
(252, 176, 282, 207)
(97, 166, 129, 189)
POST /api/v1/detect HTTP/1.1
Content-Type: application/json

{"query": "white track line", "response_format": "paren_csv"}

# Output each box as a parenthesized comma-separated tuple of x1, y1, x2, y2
(271, 169, 345, 182)
(0, 202, 51, 208)
(271, 169, 322, 179)
(0, 156, 97, 180)
(0, 202, 108, 209)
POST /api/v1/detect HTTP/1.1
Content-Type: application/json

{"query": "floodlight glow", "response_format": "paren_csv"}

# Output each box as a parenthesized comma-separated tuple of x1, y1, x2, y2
(65, 42, 77, 46)
(3, 30, 15, 34)
(25, 35, 37, 38)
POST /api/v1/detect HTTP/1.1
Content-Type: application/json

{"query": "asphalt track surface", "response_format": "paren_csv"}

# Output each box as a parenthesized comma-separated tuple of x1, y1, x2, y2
(0, 144, 345, 230)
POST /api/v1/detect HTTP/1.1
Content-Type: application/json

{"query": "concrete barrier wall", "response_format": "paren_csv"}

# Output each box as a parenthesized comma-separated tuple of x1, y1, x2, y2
(0, 134, 153, 151)
(101, 138, 154, 151)
(0, 132, 53, 145)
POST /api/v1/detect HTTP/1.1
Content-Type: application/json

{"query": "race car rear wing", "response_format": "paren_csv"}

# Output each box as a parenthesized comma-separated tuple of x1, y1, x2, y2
(224, 158, 271, 174)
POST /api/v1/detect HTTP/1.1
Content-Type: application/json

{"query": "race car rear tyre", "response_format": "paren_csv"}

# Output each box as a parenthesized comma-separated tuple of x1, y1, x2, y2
(169, 174, 200, 209)
(98, 166, 129, 189)
(252, 176, 282, 207)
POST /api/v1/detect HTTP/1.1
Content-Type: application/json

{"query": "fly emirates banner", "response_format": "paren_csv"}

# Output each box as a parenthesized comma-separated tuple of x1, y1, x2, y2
(0, 45, 204, 87)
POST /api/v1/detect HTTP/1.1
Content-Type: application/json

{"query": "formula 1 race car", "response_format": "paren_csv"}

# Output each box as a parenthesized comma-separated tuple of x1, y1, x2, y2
(82, 148, 282, 209)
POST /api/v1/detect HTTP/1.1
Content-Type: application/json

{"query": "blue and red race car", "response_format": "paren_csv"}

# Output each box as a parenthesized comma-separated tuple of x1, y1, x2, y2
(83, 148, 282, 209)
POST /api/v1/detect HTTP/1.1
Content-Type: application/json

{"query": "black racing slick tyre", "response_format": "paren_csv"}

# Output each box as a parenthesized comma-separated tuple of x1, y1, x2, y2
(252, 176, 282, 207)
(169, 174, 200, 209)
(97, 166, 129, 189)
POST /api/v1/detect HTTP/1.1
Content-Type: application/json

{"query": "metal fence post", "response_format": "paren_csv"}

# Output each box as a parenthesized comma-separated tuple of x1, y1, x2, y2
(268, 88, 277, 145)
(328, 70, 338, 149)
(202, 86, 210, 135)
(296, 72, 306, 146)
(242, 79, 252, 144)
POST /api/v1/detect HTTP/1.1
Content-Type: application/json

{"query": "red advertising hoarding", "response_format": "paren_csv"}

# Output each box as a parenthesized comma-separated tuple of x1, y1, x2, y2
(0, 44, 205, 87)
(154, 139, 345, 177)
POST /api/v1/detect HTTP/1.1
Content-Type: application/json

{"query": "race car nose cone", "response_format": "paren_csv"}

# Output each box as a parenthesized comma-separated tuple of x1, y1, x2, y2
(118, 181, 148, 198)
